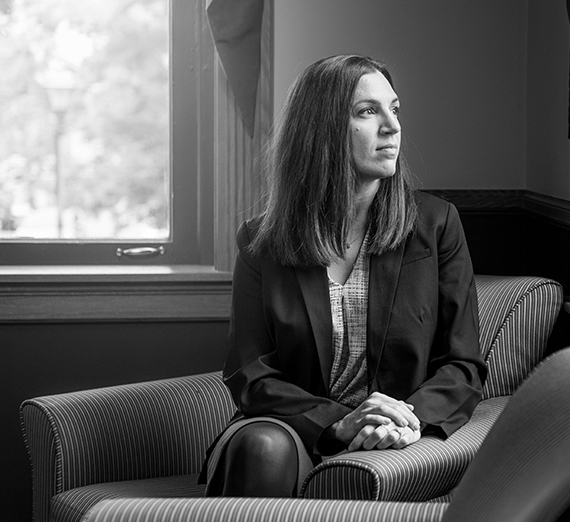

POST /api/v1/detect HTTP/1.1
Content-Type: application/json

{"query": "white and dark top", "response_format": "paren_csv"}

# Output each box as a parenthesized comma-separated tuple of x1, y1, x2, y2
(328, 230, 371, 408)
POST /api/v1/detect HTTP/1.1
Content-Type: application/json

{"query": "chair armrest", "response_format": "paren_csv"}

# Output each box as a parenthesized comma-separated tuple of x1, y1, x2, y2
(21, 372, 235, 522)
(82, 497, 448, 522)
(301, 396, 508, 501)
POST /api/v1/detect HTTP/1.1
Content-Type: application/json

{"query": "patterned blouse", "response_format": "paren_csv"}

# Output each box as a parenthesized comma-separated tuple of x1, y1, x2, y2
(328, 230, 370, 408)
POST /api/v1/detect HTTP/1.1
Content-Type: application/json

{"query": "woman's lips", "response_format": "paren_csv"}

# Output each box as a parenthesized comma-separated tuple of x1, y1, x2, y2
(376, 145, 398, 156)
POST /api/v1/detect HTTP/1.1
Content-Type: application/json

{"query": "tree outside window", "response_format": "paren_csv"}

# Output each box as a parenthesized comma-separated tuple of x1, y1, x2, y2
(0, 0, 169, 241)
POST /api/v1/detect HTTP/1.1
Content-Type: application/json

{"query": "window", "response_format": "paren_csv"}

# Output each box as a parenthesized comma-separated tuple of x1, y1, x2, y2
(0, 0, 272, 270)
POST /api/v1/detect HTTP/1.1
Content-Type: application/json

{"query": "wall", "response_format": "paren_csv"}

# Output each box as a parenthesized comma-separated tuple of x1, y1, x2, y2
(526, 0, 570, 200)
(274, 0, 529, 191)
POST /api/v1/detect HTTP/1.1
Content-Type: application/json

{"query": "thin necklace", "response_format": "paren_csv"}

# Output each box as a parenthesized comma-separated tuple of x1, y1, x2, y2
(346, 226, 368, 250)
(346, 234, 364, 249)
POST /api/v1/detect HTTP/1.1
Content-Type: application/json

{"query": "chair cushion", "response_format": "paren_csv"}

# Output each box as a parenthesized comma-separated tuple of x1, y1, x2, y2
(50, 474, 204, 522)
(301, 396, 508, 501)
(82, 497, 449, 522)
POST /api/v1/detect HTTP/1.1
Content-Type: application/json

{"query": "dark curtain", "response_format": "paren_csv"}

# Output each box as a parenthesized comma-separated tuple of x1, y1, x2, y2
(207, 0, 264, 137)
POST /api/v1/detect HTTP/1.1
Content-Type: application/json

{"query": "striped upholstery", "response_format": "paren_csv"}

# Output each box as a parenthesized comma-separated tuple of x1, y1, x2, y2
(21, 372, 235, 522)
(52, 475, 204, 522)
(440, 347, 570, 522)
(81, 347, 570, 522)
(301, 397, 507, 501)
(475, 276, 563, 399)
(21, 276, 564, 522)
(301, 276, 563, 501)
(81, 497, 448, 522)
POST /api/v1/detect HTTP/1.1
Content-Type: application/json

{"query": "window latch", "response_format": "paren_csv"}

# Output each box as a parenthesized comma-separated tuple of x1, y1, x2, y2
(116, 246, 165, 257)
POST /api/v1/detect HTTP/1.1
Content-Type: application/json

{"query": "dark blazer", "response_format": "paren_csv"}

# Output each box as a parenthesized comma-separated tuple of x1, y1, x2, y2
(223, 192, 487, 456)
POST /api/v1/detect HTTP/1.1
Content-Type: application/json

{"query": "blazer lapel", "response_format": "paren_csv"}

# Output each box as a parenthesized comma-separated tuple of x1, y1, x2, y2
(367, 243, 405, 392)
(295, 266, 333, 391)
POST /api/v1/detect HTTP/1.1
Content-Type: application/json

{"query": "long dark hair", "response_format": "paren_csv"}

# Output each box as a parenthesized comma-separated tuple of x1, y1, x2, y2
(249, 54, 418, 267)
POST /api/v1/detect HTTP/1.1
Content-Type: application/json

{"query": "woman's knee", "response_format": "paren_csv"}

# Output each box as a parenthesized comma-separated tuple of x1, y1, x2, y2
(220, 422, 300, 496)
(226, 422, 297, 464)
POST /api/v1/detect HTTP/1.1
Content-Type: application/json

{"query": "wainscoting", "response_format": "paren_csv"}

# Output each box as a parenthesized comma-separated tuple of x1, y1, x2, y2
(429, 189, 570, 357)
(426, 190, 570, 293)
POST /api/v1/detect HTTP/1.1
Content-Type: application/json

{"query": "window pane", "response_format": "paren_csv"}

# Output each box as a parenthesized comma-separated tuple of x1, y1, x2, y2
(0, 0, 169, 240)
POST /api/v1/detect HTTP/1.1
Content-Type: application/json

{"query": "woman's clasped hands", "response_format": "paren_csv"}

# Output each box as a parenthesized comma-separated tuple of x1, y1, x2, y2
(329, 392, 421, 451)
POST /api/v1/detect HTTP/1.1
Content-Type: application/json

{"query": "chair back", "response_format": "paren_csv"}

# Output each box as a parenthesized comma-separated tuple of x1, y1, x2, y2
(475, 276, 563, 399)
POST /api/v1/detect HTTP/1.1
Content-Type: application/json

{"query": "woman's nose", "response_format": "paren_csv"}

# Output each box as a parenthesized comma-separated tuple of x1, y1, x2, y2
(379, 112, 401, 135)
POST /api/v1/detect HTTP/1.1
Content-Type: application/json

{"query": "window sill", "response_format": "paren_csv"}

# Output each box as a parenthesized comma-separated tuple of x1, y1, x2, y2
(0, 265, 233, 323)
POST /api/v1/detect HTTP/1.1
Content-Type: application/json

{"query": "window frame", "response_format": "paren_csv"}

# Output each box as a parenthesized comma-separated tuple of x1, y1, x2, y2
(0, 0, 273, 322)
(0, 0, 272, 270)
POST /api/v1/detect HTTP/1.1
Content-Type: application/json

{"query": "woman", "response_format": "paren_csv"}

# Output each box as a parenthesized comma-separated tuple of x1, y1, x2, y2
(203, 54, 487, 498)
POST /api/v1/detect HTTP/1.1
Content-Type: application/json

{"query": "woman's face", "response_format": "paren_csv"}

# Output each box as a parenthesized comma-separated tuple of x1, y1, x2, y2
(349, 71, 401, 183)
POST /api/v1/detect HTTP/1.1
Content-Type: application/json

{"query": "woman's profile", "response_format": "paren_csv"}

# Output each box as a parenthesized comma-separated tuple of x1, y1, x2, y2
(201, 54, 487, 498)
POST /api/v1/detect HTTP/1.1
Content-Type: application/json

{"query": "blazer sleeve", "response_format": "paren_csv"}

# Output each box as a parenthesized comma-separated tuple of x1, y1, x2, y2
(223, 221, 351, 455)
(405, 202, 487, 438)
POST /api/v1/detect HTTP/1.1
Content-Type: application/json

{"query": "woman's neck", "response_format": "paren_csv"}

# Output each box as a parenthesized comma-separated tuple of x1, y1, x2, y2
(351, 179, 379, 234)
(326, 181, 378, 285)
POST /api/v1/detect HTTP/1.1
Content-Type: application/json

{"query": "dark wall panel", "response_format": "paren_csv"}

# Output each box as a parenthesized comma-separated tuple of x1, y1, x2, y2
(2, 320, 229, 522)
(461, 211, 570, 293)
(460, 210, 570, 356)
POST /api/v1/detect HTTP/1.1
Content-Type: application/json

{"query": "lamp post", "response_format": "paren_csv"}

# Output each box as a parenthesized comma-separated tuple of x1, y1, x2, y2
(40, 69, 75, 238)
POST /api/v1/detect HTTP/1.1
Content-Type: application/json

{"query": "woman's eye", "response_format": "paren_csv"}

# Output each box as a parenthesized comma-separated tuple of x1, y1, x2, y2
(392, 106, 401, 116)
(360, 107, 375, 115)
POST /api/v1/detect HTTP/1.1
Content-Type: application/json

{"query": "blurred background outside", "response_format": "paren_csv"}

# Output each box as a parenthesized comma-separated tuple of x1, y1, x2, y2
(0, 0, 169, 241)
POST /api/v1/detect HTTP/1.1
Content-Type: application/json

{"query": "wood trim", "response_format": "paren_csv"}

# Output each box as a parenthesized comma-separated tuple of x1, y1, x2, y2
(520, 191, 570, 228)
(422, 189, 526, 211)
(424, 189, 570, 228)
(0, 266, 232, 323)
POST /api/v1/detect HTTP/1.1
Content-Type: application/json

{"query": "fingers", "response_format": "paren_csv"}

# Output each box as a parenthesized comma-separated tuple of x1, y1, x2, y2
(334, 394, 419, 446)
(361, 414, 393, 427)
(378, 404, 418, 429)
(349, 422, 400, 451)
(368, 425, 402, 450)
(365, 393, 420, 430)
(348, 424, 377, 452)
(334, 412, 392, 445)
(349, 424, 421, 452)
(391, 426, 421, 449)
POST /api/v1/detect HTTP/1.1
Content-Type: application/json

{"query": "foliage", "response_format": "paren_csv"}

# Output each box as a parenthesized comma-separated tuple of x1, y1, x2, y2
(0, 0, 169, 238)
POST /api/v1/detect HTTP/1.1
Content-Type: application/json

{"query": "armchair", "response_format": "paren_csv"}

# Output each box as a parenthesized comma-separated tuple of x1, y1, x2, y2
(21, 275, 563, 522)
(82, 345, 570, 522)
